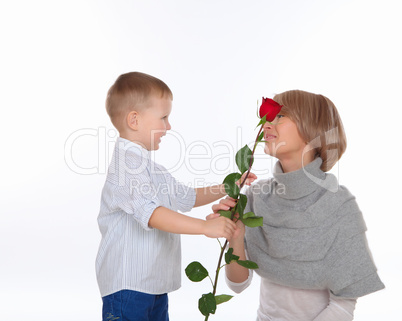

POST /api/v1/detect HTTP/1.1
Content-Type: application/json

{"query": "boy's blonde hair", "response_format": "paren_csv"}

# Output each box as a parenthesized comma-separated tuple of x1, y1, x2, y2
(273, 90, 347, 172)
(106, 72, 173, 130)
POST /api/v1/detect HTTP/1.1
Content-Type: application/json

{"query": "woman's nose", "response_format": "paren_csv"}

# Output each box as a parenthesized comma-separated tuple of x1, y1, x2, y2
(263, 122, 272, 130)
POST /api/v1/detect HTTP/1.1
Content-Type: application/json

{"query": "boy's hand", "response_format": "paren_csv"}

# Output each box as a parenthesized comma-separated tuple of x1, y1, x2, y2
(211, 196, 237, 213)
(208, 197, 246, 242)
(202, 216, 236, 239)
(236, 172, 257, 187)
(206, 211, 245, 242)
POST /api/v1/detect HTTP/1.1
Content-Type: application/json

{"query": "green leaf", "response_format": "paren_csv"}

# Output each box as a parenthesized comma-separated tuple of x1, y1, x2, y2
(218, 210, 232, 219)
(198, 292, 216, 316)
(223, 173, 241, 199)
(237, 260, 259, 269)
(257, 131, 264, 143)
(185, 261, 209, 282)
(225, 247, 239, 264)
(215, 294, 233, 305)
(242, 211, 255, 219)
(256, 114, 267, 128)
(236, 193, 248, 218)
(242, 216, 263, 227)
(235, 145, 253, 174)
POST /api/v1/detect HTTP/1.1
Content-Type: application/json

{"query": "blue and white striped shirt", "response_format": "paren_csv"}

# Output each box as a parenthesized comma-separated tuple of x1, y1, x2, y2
(96, 137, 196, 296)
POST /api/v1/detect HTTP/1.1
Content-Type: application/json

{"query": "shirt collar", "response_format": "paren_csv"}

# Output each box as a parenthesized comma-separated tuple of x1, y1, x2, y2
(117, 137, 151, 159)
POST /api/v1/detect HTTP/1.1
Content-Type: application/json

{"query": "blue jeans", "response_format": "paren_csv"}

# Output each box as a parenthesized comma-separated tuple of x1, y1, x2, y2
(102, 290, 169, 321)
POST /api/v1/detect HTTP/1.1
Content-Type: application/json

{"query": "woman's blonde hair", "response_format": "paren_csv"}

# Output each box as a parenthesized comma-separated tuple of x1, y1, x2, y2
(273, 90, 347, 172)
(106, 72, 173, 130)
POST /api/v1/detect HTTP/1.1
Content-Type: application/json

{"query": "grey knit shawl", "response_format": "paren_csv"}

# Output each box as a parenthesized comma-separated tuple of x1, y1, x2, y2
(244, 158, 384, 298)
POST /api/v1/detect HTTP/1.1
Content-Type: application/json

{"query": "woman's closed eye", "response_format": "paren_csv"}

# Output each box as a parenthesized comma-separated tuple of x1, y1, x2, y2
(271, 114, 285, 124)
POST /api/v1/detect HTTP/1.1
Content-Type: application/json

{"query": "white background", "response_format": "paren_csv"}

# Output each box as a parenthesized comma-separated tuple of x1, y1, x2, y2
(1, 0, 401, 320)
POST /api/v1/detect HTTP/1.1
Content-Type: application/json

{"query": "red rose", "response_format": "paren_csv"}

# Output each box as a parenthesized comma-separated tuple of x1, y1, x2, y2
(259, 97, 283, 122)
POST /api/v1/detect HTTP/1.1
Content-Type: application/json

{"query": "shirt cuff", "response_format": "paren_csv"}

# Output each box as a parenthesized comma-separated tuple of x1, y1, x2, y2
(225, 269, 253, 294)
(137, 199, 161, 231)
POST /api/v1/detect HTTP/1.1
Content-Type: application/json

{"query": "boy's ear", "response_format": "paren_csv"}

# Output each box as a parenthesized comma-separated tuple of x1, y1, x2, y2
(127, 111, 139, 130)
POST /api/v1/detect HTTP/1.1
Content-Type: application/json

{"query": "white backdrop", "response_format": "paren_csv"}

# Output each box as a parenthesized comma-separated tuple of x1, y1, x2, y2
(1, 0, 401, 320)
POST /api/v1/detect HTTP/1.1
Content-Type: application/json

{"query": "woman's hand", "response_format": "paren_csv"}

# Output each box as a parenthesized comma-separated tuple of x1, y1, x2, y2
(236, 172, 257, 187)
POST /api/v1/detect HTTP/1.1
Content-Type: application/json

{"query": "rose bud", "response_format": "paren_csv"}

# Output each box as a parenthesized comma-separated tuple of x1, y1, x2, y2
(259, 97, 283, 122)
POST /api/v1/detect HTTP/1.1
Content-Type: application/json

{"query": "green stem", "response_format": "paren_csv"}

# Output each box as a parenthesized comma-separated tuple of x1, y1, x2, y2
(207, 275, 214, 288)
(205, 206, 236, 321)
(213, 241, 227, 296)
(205, 238, 229, 321)
(216, 238, 223, 249)
(239, 124, 264, 190)
(205, 124, 263, 321)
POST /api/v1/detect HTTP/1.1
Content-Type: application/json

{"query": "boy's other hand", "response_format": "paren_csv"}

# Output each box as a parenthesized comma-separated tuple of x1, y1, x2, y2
(211, 196, 237, 213)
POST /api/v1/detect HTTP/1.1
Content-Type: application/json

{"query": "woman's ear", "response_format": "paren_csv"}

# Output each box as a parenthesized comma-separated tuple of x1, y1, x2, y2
(127, 111, 139, 130)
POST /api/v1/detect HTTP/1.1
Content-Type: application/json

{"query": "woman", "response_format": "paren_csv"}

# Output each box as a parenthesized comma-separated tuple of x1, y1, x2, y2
(213, 90, 384, 320)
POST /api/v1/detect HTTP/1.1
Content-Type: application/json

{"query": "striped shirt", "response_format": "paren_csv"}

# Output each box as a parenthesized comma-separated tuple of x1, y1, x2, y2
(96, 137, 196, 296)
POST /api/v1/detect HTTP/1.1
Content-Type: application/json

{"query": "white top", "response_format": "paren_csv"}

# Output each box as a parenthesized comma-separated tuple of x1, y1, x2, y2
(226, 265, 356, 321)
(96, 137, 196, 296)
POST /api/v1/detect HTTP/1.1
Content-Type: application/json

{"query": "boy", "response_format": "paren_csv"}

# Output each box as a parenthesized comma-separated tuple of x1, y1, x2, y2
(96, 72, 253, 321)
